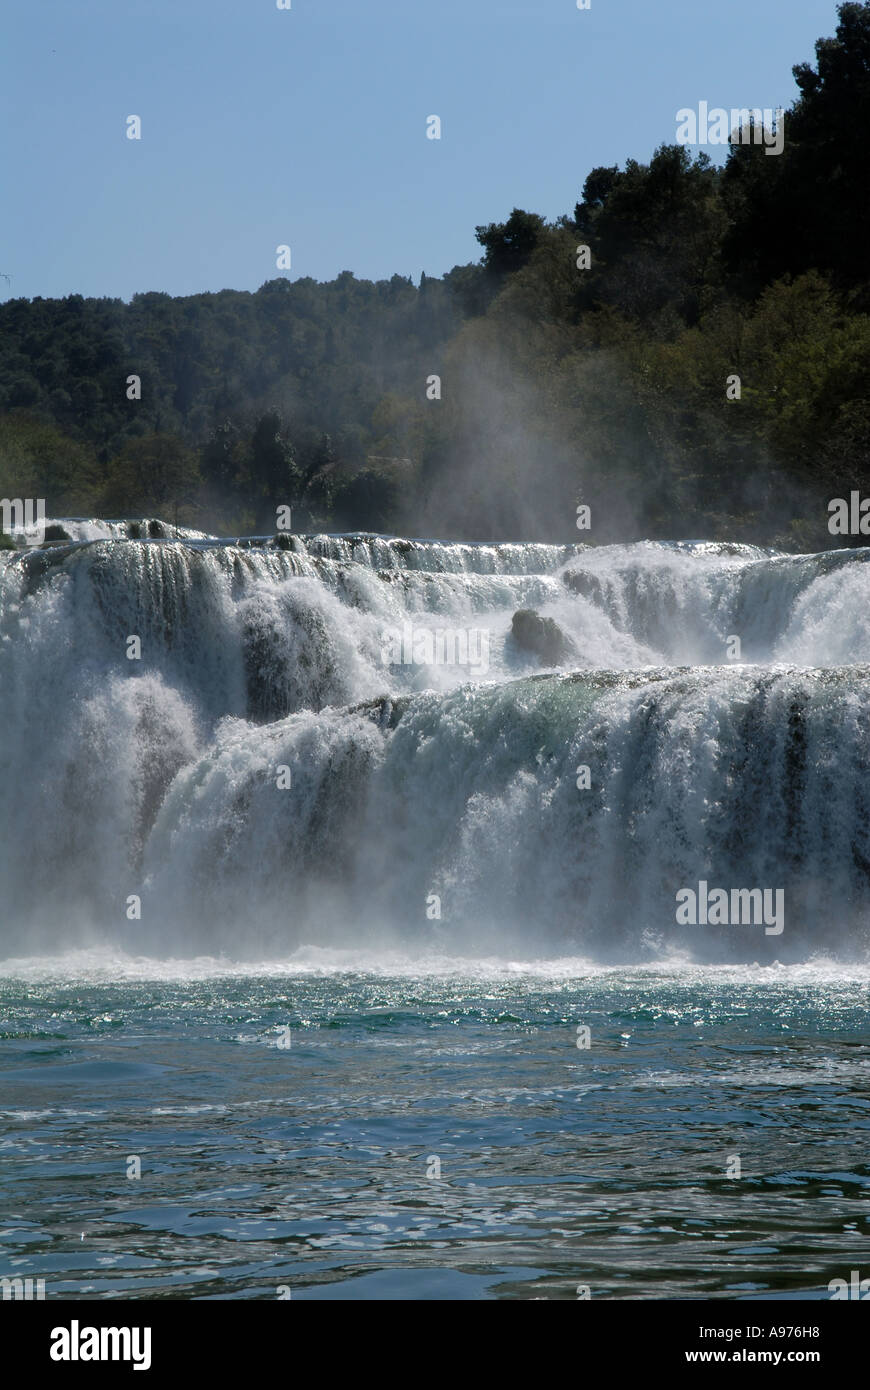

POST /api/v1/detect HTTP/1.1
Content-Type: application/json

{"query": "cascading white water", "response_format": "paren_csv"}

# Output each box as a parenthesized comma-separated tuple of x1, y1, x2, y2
(3, 529, 870, 959)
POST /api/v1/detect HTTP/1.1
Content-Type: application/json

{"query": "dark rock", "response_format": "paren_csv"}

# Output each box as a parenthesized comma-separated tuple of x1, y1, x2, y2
(562, 569, 603, 602)
(511, 608, 570, 665)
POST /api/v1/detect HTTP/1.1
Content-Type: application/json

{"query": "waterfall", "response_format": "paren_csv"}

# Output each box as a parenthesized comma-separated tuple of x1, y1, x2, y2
(3, 529, 870, 960)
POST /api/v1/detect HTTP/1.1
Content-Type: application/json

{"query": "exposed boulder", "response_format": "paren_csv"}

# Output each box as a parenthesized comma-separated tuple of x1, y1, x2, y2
(510, 608, 571, 665)
(42, 524, 72, 544)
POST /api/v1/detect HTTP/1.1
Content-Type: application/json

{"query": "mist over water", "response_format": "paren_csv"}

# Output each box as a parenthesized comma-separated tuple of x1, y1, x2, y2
(3, 528, 870, 963)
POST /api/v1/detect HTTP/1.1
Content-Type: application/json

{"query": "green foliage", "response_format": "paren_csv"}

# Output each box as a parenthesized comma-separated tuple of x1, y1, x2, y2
(721, 1, 870, 296)
(332, 464, 407, 533)
(475, 209, 547, 279)
(0, 414, 101, 513)
(574, 146, 723, 327)
(101, 434, 200, 520)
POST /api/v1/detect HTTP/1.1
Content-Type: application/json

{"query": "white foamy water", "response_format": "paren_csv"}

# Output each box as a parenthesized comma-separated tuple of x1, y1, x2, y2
(3, 527, 870, 960)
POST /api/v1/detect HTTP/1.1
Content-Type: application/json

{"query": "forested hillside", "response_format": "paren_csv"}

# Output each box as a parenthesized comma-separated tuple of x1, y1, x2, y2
(2, 1, 869, 547)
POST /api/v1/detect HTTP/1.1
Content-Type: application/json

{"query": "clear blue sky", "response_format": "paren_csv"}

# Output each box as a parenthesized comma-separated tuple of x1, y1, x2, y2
(2, 0, 839, 301)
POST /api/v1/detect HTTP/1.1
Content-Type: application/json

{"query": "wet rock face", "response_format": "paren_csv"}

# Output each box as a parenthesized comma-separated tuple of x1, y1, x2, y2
(42, 524, 72, 544)
(125, 519, 169, 540)
(561, 568, 603, 602)
(510, 608, 571, 665)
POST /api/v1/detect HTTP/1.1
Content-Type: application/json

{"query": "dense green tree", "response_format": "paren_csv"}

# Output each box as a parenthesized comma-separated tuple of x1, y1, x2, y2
(573, 146, 723, 327)
(475, 209, 547, 280)
(722, 1, 870, 297)
(101, 434, 200, 521)
(247, 412, 302, 532)
(0, 414, 101, 515)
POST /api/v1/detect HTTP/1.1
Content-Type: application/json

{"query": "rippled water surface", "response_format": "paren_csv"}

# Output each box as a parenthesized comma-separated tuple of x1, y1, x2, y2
(2, 952, 868, 1299)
